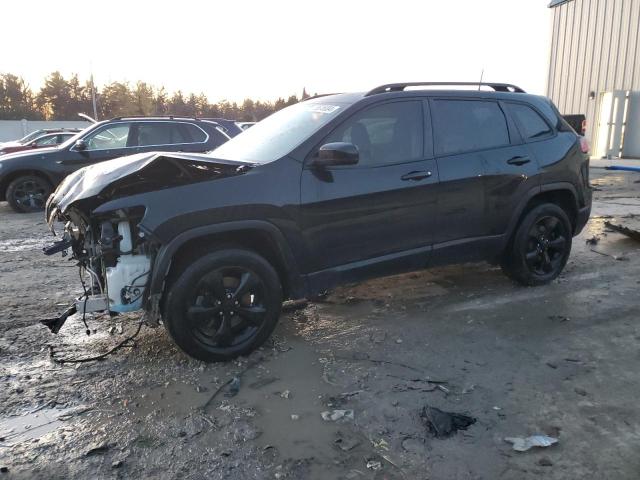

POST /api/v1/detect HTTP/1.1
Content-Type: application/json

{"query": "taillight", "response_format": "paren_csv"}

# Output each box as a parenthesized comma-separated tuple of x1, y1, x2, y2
(579, 137, 590, 154)
(581, 119, 587, 136)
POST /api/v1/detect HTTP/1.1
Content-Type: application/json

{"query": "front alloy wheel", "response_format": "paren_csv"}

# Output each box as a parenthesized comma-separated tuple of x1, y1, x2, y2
(164, 249, 282, 362)
(6, 175, 52, 213)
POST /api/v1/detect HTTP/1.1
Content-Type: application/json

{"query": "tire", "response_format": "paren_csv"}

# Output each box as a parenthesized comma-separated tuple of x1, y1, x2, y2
(6, 175, 52, 213)
(163, 248, 283, 362)
(501, 203, 573, 286)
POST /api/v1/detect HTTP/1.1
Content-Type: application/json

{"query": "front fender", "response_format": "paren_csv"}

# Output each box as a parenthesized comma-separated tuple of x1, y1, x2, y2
(145, 219, 304, 304)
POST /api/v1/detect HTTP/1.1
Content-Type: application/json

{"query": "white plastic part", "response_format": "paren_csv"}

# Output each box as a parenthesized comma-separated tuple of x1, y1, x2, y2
(118, 221, 132, 253)
(105, 221, 150, 312)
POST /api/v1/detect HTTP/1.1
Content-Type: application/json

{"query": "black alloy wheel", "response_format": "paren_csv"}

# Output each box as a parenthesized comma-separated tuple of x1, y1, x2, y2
(501, 203, 573, 286)
(525, 216, 568, 276)
(164, 249, 282, 362)
(6, 175, 52, 213)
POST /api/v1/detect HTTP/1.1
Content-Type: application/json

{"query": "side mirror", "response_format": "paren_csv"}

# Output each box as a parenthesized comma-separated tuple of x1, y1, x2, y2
(74, 139, 87, 151)
(312, 142, 359, 167)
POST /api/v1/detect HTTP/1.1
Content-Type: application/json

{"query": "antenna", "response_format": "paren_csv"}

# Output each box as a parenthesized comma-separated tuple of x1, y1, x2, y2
(478, 69, 484, 90)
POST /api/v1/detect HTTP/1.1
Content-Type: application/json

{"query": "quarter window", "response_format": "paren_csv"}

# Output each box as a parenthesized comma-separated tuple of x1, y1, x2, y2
(84, 124, 132, 150)
(183, 123, 207, 143)
(506, 103, 552, 140)
(432, 100, 509, 155)
(324, 101, 423, 166)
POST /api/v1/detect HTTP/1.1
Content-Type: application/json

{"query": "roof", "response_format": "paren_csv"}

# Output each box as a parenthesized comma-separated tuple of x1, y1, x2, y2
(548, 0, 574, 7)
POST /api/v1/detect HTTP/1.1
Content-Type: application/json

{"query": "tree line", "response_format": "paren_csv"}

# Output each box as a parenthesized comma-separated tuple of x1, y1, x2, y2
(0, 72, 307, 121)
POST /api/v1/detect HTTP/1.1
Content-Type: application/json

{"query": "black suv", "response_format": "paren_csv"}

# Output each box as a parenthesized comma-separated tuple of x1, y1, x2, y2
(0, 117, 230, 213)
(45, 82, 592, 362)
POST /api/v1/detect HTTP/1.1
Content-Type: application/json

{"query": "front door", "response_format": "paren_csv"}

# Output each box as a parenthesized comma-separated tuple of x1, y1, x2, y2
(300, 100, 439, 273)
(59, 122, 135, 174)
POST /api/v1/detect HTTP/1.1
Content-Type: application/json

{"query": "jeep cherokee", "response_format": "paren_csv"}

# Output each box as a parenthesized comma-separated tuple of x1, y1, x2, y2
(44, 82, 592, 362)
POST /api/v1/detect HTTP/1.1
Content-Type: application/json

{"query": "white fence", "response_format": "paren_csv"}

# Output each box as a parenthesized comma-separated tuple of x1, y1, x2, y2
(0, 120, 91, 142)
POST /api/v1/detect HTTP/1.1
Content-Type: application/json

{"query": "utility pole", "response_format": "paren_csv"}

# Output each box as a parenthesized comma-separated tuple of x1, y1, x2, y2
(90, 73, 98, 121)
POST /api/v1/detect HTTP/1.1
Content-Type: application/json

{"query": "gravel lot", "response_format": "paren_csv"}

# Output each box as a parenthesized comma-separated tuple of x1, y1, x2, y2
(1, 169, 639, 479)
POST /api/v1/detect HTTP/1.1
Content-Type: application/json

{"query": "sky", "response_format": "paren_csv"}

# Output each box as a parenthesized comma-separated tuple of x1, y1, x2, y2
(0, 0, 552, 102)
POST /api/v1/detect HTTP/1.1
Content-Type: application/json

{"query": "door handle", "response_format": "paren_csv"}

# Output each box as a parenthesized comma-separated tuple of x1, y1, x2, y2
(401, 170, 432, 181)
(507, 156, 531, 166)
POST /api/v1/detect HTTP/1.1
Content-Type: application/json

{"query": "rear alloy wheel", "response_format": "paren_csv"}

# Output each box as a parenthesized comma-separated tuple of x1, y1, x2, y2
(502, 204, 572, 286)
(6, 175, 52, 213)
(163, 249, 282, 362)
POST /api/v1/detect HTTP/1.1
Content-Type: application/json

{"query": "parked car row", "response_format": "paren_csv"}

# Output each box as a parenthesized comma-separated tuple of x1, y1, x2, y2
(0, 117, 243, 212)
(0, 128, 82, 156)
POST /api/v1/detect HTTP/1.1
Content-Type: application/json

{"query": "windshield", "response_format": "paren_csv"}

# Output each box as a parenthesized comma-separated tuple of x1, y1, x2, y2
(17, 131, 45, 144)
(211, 101, 346, 163)
(56, 124, 99, 150)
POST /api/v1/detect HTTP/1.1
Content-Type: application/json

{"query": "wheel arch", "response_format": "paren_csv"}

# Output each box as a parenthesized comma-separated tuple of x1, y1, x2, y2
(147, 220, 305, 307)
(507, 184, 579, 241)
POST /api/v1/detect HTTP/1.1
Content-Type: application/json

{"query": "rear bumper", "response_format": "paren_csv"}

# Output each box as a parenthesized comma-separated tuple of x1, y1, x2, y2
(575, 188, 593, 235)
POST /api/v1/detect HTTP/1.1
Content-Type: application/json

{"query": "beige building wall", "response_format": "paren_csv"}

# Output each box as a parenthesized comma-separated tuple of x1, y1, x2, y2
(547, 0, 640, 154)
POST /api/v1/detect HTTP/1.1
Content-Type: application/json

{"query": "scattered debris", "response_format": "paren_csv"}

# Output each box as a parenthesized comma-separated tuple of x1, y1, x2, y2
(420, 406, 476, 438)
(111, 460, 123, 469)
(538, 457, 553, 467)
(585, 235, 600, 245)
(605, 221, 640, 242)
(290, 414, 299, 421)
(334, 433, 361, 452)
(574, 387, 588, 396)
(548, 315, 570, 322)
(280, 390, 291, 399)
(321, 409, 354, 422)
(504, 435, 558, 452)
(366, 460, 382, 471)
(224, 377, 241, 398)
(85, 442, 112, 456)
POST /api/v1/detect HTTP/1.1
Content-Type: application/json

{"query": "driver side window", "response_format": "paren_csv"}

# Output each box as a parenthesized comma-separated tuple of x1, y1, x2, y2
(84, 124, 132, 151)
(324, 101, 423, 166)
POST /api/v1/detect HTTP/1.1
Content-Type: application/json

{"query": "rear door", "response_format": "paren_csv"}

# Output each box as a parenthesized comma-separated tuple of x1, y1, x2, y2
(300, 99, 439, 272)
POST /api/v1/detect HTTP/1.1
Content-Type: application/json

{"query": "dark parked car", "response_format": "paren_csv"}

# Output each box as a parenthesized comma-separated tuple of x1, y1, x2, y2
(0, 117, 229, 212)
(0, 131, 79, 156)
(45, 82, 592, 362)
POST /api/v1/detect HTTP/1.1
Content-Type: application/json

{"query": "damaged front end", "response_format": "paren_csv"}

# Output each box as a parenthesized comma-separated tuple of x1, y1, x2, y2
(42, 152, 253, 334)
(42, 204, 154, 333)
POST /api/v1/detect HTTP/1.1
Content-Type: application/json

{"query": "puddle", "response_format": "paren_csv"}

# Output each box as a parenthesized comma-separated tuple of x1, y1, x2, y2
(0, 407, 78, 445)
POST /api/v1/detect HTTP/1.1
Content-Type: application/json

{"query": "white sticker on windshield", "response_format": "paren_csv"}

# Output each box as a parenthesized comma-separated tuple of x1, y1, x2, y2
(305, 104, 340, 114)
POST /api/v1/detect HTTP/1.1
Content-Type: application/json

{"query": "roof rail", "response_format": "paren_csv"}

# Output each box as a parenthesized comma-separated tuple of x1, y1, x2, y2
(365, 82, 526, 96)
(109, 115, 202, 121)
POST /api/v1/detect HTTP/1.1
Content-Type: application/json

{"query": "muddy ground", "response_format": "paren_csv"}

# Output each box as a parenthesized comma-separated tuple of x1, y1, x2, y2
(1, 169, 640, 480)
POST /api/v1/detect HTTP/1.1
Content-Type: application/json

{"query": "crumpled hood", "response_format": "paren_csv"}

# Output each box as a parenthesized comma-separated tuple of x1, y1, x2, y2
(46, 150, 254, 224)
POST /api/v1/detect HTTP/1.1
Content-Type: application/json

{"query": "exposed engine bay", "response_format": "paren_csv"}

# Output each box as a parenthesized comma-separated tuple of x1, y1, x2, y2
(42, 207, 154, 333)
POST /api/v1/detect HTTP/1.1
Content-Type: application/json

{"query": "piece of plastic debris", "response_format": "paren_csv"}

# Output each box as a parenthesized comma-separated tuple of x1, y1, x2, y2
(504, 435, 558, 452)
(280, 390, 290, 399)
(290, 414, 299, 421)
(321, 409, 354, 422)
(366, 460, 382, 471)
(420, 406, 476, 438)
(225, 377, 241, 398)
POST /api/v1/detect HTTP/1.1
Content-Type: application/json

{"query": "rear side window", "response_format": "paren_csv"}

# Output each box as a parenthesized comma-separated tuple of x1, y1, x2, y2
(136, 122, 199, 146)
(183, 123, 207, 142)
(431, 100, 509, 155)
(505, 103, 552, 140)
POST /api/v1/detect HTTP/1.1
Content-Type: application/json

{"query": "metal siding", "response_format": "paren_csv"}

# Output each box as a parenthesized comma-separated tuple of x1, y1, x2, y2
(547, 0, 640, 146)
